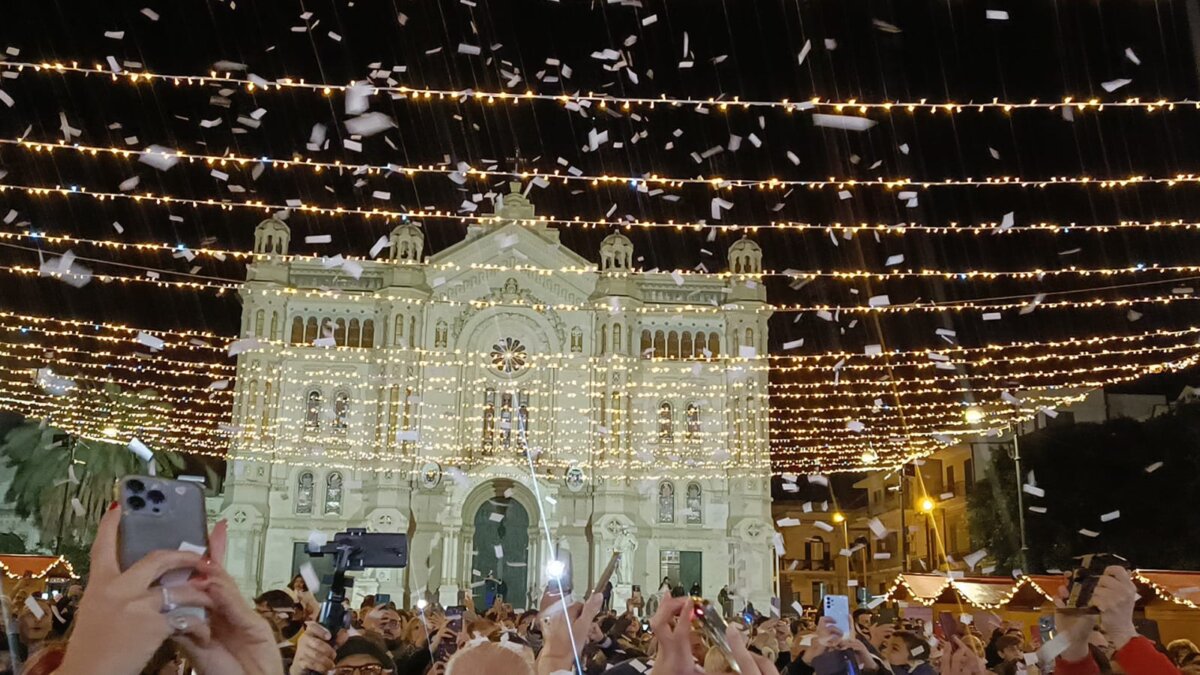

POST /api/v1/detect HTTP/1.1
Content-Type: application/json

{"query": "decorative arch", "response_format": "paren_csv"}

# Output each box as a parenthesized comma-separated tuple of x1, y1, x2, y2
(324, 472, 343, 515)
(658, 401, 673, 442)
(686, 483, 703, 524)
(291, 317, 304, 344)
(657, 481, 675, 523)
(296, 471, 314, 515)
(304, 390, 322, 430)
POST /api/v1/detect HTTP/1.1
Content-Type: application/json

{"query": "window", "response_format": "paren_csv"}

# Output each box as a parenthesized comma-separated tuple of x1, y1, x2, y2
(362, 319, 374, 347)
(334, 391, 350, 431)
(600, 328, 606, 355)
(745, 327, 754, 348)
(482, 388, 496, 450)
(334, 319, 347, 347)
(658, 401, 673, 442)
(640, 330, 652, 358)
(570, 327, 583, 353)
(694, 332, 707, 358)
(305, 390, 322, 430)
(685, 404, 701, 439)
(500, 392, 514, 447)
(668, 331, 679, 358)
(517, 391, 530, 448)
(324, 472, 343, 515)
(946, 466, 956, 496)
(435, 320, 449, 348)
(964, 458, 975, 495)
(296, 472, 314, 514)
(658, 481, 675, 523)
(612, 324, 621, 352)
(685, 483, 702, 524)
(681, 332, 693, 358)
(261, 382, 272, 432)
(708, 332, 720, 357)
(653, 331, 665, 358)
(291, 317, 304, 344)
(270, 312, 279, 340)
(348, 319, 361, 347)
(393, 315, 404, 347)
(254, 310, 265, 337)
(304, 317, 318, 343)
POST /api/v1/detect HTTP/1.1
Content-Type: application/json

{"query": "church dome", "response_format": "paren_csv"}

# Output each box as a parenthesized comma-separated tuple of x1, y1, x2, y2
(728, 236, 762, 274)
(599, 231, 634, 271)
(253, 217, 290, 255)
(389, 221, 424, 263)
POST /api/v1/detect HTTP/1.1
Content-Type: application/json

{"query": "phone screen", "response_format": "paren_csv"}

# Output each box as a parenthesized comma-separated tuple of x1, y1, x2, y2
(437, 606, 465, 662)
(823, 595, 852, 637)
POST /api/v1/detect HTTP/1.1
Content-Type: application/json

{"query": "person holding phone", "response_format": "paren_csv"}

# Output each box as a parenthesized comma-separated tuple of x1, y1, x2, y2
(883, 632, 935, 675)
(53, 503, 284, 675)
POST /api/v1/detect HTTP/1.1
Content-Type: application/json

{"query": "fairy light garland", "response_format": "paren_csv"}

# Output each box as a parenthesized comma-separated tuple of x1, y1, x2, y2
(3, 60, 1195, 115)
(14, 137, 1200, 195)
(10, 230, 1200, 286)
(0, 555, 79, 581)
(11, 181, 1200, 237)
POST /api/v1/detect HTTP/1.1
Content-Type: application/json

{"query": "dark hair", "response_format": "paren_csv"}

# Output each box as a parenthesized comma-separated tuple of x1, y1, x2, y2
(255, 589, 298, 610)
(336, 635, 396, 671)
(996, 634, 1023, 653)
(610, 616, 637, 640)
(599, 616, 617, 634)
(893, 631, 931, 662)
(853, 608, 874, 621)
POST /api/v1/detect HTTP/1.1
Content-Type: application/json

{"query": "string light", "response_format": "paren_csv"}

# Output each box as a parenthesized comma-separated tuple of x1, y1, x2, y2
(880, 574, 1054, 610)
(10, 181, 1200, 237)
(10, 230, 1200, 286)
(4, 60, 1195, 115)
(0, 555, 79, 581)
(14, 137, 1200, 195)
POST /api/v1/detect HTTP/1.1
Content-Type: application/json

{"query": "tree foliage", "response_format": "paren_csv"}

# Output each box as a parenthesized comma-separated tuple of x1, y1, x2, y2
(968, 403, 1200, 573)
(0, 384, 186, 564)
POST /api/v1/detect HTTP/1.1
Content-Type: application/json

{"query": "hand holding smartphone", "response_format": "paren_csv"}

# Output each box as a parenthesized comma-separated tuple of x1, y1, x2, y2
(823, 595, 852, 637)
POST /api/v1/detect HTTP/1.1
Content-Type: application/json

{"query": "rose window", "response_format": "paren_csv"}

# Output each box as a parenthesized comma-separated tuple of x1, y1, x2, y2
(490, 337, 528, 374)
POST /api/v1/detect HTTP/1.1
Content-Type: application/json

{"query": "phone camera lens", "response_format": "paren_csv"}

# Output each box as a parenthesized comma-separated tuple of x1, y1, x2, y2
(126, 479, 145, 493)
(127, 495, 146, 510)
(146, 489, 166, 504)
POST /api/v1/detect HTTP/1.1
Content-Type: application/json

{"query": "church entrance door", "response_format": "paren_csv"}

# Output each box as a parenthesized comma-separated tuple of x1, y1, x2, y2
(470, 495, 530, 611)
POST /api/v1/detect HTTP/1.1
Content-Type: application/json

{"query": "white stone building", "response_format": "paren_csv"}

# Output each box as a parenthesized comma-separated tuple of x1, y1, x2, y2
(218, 186, 774, 611)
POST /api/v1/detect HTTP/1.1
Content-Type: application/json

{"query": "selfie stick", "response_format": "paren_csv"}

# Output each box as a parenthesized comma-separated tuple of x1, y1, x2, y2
(315, 538, 357, 637)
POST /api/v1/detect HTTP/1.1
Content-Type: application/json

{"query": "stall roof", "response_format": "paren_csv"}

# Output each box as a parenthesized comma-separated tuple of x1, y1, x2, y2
(888, 571, 1200, 612)
(0, 554, 79, 581)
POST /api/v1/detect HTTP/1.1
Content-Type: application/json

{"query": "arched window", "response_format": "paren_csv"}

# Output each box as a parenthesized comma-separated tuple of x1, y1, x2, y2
(305, 390, 322, 430)
(261, 382, 273, 432)
(482, 388, 496, 451)
(686, 483, 703, 524)
(500, 392, 514, 447)
(745, 327, 754, 348)
(600, 327, 607, 355)
(296, 472, 314, 514)
(334, 318, 347, 346)
(291, 317, 304, 344)
(270, 312, 279, 340)
(658, 401, 673, 443)
(640, 330, 652, 358)
(334, 391, 350, 431)
(362, 319, 375, 348)
(393, 315, 404, 347)
(686, 403, 700, 439)
(348, 319, 361, 348)
(570, 327, 583, 353)
(709, 332, 720, 358)
(694, 332, 707, 358)
(254, 309, 265, 337)
(653, 331, 666, 358)
(304, 317, 318, 343)
(409, 317, 417, 347)
(667, 331, 679, 358)
(612, 324, 622, 352)
(324, 472, 343, 515)
(658, 481, 675, 523)
(681, 332, 693, 359)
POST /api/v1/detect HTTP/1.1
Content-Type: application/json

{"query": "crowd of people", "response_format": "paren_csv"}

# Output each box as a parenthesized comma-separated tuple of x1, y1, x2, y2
(1, 506, 1197, 675)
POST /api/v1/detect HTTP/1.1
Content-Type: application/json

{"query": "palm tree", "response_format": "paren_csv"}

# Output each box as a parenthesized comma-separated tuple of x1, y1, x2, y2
(0, 383, 188, 557)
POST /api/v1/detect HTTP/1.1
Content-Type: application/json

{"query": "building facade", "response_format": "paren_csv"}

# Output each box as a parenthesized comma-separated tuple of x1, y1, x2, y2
(217, 186, 774, 611)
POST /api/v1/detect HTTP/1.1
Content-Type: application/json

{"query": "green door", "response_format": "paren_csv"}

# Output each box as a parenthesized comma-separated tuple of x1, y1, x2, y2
(680, 551, 702, 594)
(471, 497, 530, 611)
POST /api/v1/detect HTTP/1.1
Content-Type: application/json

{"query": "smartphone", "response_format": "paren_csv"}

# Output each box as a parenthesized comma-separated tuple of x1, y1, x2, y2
(693, 600, 741, 674)
(436, 606, 465, 661)
(939, 612, 964, 640)
(1065, 553, 1130, 614)
(374, 593, 391, 606)
(116, 476, 208, 620)
(591, 551, 620, 597)
(546, 550, 573, 598)
(823, 595, 852, 637)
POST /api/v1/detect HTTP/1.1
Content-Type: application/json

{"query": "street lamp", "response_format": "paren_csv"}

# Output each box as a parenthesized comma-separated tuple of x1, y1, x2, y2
(832, 512, 846, 524)
(918, 497, 936, 570)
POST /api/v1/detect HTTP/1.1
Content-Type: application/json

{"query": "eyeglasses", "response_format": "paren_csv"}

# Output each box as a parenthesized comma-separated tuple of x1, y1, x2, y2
(330, 666, 392, 675)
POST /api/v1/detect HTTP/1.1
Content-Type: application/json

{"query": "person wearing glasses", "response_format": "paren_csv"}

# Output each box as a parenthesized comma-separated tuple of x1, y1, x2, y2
(291, 627, 397, 675)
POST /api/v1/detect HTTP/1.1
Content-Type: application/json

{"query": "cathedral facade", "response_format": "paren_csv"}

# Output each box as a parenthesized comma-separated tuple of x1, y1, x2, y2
(218, 187, 774, 612)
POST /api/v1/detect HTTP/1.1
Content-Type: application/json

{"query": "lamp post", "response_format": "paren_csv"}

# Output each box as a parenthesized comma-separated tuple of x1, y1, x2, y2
(833, 511, 849, 594)
(918, 497, 935, 571)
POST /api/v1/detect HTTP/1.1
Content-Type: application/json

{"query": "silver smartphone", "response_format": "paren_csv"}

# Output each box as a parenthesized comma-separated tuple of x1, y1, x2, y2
(116, 476, 209, 619)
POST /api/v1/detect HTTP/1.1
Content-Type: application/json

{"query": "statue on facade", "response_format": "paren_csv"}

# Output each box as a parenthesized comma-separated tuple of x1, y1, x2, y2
(613, 526, 638, 584)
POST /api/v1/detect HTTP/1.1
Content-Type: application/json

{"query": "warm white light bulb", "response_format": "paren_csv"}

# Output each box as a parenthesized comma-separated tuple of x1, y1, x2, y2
(416, 598, 428, 610)
(546, 559, 566, 579)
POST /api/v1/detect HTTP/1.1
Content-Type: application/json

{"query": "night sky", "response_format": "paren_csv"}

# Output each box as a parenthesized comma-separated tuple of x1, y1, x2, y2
(3, 0, 1200, 473)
